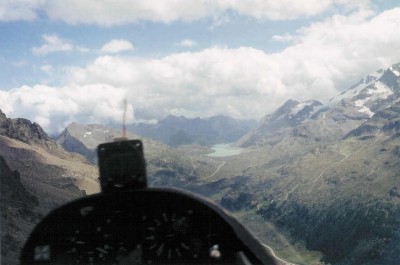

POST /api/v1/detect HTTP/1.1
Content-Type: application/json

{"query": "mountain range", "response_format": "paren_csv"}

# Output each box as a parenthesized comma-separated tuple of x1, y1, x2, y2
(240, 63, 400, 149)
(127, 115, 257, 146)
(1, 62, 400, 265)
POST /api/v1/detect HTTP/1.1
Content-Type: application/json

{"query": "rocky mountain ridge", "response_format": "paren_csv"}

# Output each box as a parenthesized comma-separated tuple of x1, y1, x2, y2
(238, 99, 324, 146)
(0, 109, 52, 147)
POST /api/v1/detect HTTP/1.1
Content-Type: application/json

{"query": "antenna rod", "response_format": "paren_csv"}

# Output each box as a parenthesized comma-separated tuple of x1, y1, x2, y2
(122, 99, 127, 138)
(113, 99, 128, 142)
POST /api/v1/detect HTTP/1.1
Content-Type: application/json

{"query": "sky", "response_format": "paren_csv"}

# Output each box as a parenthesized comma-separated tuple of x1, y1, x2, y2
(1, 0, 400, 134)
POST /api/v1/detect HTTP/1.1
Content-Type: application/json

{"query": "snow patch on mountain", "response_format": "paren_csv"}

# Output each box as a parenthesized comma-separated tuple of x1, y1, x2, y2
(273, 100, 323, 123)
(389, 65, 400, 76)
(83, 128, 111, 138)
(369, 81, 393, 97)
(289, 100, 322, 117)
(390, 68, 400, 77)
(83, 131, 92, 138)
(329, 69, 385, 105)
(362, 81, 392, 102)
(354, 100, 374, 117)
(352, 81, 393, 117)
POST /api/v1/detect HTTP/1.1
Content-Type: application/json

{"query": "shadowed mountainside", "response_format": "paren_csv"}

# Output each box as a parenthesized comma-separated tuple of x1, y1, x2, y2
(1, 156, 40, 264)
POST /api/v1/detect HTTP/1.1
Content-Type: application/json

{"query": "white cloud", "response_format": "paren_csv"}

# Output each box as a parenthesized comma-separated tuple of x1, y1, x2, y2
(39, 0, 369, 25)
(32, 34, 73, 56)
(0, 84, 133, 134)
(227, 0, 332, 20)
(32, 34, 88, 56)
(230, 0, 371, 20)
(272, 33, 295, 42)
(178, 39, 197, 47)
(100, 39, 134, 54)
(282, 8, 400, 89)
(0, 0, 373, 25)
(63, 48, 323, 122)
(0, 0, 41, 21)
(64, 8, 400, 121)
(43, 0, 219, 25)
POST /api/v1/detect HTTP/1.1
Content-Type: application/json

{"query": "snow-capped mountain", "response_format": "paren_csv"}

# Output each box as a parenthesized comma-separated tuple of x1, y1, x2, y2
(329, 62, 400, 118)
(260, 99, 323, 127)
(240, 62, 400, 147)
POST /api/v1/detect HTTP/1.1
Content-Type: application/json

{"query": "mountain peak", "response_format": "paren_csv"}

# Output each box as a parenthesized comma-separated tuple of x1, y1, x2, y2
(328, 62, 400, 119)
(238, 99, 323, 147)
(266, 99, 322, 123)
(0, 110, 52, 145)
(276, 99, 300, 113)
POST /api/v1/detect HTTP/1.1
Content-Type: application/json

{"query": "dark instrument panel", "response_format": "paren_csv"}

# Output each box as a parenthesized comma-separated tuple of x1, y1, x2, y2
(21, 188, 280, 264)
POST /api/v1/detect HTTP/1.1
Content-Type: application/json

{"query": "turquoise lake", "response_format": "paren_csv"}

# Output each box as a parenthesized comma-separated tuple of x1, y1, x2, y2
(207, 143, 243, 157)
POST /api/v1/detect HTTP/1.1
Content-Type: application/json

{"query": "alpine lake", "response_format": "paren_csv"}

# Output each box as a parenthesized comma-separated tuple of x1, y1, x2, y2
(207, 143, 243, 157)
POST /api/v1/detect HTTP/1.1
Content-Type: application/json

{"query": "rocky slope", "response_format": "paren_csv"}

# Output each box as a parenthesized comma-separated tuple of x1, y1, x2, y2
(0, 111, 99, 265)
(0, 156, 40, 264)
